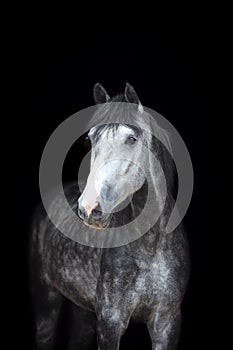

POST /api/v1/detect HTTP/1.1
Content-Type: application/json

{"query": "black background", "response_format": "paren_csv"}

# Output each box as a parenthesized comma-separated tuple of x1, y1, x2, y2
(9, 13, 225, 350)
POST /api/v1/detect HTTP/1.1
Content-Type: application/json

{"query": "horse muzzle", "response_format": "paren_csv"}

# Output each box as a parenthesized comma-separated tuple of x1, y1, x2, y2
(78, 201, 112, 229)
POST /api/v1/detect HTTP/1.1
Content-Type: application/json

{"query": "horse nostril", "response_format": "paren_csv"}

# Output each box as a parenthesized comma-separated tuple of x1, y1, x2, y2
(78, 206, 85, 220)
(78, 202, 103, 221)
(91, 203, 103, 220)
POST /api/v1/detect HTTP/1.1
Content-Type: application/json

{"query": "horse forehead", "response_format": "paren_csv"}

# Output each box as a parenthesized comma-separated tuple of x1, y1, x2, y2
(91, 125, 134, 140)
(115, 125, 134, 136)
(106, 125, 133, 139)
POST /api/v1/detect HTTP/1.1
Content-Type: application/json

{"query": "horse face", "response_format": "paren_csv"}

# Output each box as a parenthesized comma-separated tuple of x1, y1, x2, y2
(78, 124, 146, 229)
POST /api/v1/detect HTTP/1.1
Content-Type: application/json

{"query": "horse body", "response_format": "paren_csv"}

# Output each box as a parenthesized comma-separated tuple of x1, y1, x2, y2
(31, 84, 190, 350)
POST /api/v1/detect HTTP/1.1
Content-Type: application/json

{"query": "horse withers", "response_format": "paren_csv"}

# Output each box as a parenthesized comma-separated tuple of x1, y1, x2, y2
(30, 83, 190, 349)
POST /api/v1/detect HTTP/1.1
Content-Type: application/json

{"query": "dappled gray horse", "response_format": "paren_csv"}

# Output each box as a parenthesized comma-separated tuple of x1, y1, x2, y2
(30, 83, 190, 349)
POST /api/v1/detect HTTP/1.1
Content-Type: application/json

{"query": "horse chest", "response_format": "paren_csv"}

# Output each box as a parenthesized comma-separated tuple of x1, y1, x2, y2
(44, 237, 102, 309)
(132, 252, 175, 303)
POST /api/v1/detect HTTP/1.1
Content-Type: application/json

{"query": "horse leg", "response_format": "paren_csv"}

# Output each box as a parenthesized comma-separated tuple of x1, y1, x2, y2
(31, 277, 62, 350)
(146, 304, 182, 350)
(65, 303, 97, 350)
(96, 309, 130, 350)
(30, 247, 62, 348)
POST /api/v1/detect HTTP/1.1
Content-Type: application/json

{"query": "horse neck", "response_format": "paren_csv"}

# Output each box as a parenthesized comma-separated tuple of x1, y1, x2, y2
(121, 181, 175, 242)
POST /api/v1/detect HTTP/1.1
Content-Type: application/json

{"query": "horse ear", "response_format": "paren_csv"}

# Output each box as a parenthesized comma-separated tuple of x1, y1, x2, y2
(124, 83, 144, 113)
(93, 83, 110, 104)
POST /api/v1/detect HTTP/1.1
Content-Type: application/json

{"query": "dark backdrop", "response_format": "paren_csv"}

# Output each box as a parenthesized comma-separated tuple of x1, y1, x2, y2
(10, 20, 223, 350)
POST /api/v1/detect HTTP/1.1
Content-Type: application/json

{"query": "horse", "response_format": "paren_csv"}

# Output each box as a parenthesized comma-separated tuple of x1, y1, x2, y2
(30, 83, 190, 349)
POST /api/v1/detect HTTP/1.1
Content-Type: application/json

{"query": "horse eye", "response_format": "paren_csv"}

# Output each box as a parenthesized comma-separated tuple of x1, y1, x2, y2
(84, 135, 91, 148)
(84, 135, 90, 143)
(127, 135, 137, 143)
